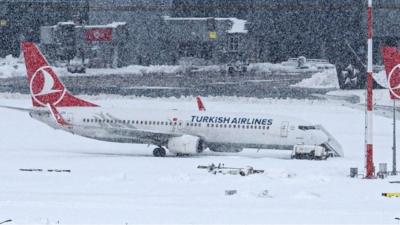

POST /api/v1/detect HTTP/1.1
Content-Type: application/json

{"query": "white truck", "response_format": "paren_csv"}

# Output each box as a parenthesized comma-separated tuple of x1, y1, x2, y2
(291, 145, 328, 160)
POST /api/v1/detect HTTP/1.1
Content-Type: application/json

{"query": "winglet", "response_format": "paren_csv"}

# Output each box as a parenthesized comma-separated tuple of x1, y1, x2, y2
(196, 96, 206, 111)
(47, 104, 69, 126)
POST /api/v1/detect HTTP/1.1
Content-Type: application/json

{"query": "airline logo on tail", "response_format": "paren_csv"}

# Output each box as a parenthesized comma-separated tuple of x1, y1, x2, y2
(21, 42, 98, 107)
(388, 64, 400, 99)
(382, 46, 400, 99)
(30, 66, 66, 106)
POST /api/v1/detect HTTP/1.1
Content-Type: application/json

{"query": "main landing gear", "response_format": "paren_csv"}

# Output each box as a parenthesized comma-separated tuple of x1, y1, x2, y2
(153, 147, 166, 157)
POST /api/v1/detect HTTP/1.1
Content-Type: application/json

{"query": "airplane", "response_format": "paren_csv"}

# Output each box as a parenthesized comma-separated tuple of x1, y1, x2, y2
(0, 42, 343, 157)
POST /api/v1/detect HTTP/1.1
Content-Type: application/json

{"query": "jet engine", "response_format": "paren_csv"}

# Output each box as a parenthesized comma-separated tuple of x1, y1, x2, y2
(167, 135, 204, 155)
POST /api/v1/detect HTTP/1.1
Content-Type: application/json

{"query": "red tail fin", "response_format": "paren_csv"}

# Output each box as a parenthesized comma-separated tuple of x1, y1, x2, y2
(382, 46, 400, 99)
(196, 96, 206, 111)
(21, 42, 97, 107)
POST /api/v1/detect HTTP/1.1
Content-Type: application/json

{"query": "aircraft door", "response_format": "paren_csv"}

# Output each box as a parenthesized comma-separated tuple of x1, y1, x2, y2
(170, 117, 182, 133)
(173, 119, 184, 133)
(61, 112, 73, 124)
(280, 121, 289, 137)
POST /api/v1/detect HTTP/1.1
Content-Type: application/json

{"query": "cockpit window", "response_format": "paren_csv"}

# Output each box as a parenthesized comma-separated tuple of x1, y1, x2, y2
(298, 125, 316, 131)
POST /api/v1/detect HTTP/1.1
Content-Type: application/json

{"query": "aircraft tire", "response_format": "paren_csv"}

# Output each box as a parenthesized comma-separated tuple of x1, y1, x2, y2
(153, 147, 166, 157)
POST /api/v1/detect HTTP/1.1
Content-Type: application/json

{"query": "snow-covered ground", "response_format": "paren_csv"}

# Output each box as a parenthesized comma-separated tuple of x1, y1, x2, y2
(291, 68, 339, 89)
(0, 94, 399, 224)
(327, 89, 392, 106)
(0, 54, 338, 83)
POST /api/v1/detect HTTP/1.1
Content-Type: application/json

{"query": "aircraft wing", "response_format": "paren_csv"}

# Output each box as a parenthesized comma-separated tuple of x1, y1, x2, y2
(98, 125, 182, 145)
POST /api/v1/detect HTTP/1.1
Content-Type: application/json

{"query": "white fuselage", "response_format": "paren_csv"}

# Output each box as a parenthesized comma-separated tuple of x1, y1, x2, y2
(30, 106, 331, 153)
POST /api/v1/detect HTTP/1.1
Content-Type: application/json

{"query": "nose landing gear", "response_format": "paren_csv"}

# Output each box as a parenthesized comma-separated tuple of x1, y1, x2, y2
(153, 147, 166, 157)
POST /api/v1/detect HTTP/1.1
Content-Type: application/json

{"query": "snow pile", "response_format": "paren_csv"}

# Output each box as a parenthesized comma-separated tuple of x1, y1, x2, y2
(0, 55, 26, 78)
(84, 64, 184, 76)
(215, 17, 247, 33)
(0, 54, 184, 77)
(227, 18, 247, 33)
(291, 68, 339, 89)
(248, 60, 333, 75)
(248, 62, 291, 73)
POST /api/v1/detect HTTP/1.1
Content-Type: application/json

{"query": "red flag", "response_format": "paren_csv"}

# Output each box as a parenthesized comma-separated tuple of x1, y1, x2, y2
(84, 28, 112, 42)
(382, 46, 400, 100)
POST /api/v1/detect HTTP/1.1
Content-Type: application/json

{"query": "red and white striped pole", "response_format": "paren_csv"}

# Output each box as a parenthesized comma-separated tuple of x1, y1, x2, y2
(365, 0, 375, 178)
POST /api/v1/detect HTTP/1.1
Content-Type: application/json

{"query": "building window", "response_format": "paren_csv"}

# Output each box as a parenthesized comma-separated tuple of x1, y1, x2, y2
(228, 36, 239, 52)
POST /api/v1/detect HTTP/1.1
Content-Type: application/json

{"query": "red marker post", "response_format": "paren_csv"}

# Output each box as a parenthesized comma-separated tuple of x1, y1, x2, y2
(365, 0, 375, 178)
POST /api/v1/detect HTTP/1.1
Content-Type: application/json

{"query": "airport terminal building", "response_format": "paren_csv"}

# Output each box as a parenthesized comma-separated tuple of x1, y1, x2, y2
(1, 0, 400, 74)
